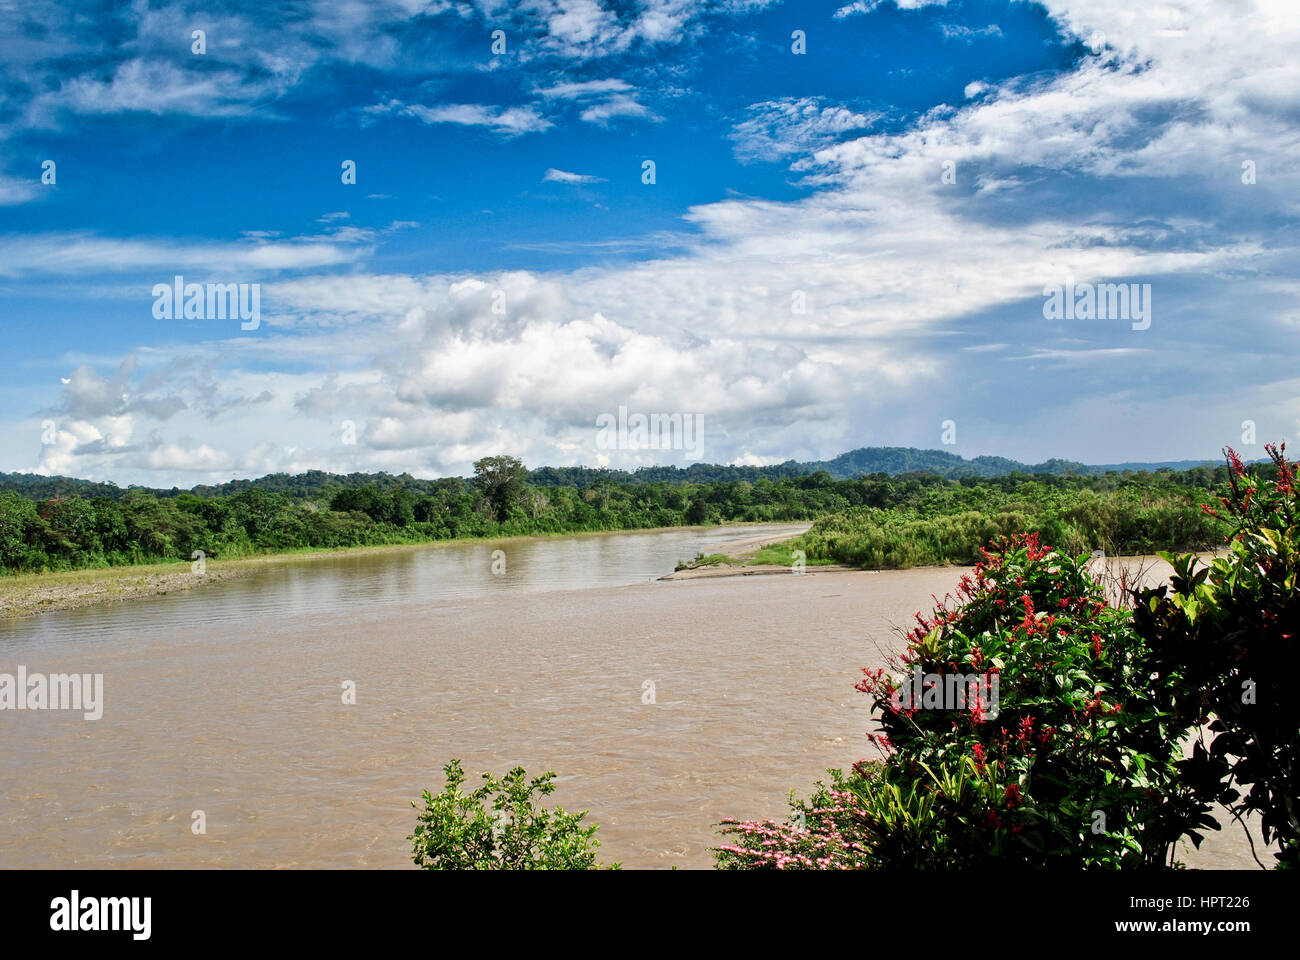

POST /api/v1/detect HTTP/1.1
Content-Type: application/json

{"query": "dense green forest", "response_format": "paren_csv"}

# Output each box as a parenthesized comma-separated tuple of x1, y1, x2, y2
(0, 451, 1235, 575)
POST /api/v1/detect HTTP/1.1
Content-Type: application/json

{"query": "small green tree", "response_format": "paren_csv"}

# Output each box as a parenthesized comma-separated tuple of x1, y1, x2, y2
(409, 760, 617, 870)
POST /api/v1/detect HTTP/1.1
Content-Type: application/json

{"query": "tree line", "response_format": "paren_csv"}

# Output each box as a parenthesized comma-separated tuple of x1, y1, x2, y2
(0, 454, 1233, 575)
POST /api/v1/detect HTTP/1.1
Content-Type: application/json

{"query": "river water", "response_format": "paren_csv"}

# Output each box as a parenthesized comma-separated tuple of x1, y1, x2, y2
(0, 526, 1262, 869)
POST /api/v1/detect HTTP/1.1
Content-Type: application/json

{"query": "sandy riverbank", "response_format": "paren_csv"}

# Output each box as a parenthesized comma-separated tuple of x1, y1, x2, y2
(658, 523, 829, 579)
(0, 562, 246, 620)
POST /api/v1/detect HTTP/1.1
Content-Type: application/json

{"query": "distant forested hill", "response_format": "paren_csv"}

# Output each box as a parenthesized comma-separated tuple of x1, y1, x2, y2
(528, 448, 1224, 485)
(0, 446, 1227, 500)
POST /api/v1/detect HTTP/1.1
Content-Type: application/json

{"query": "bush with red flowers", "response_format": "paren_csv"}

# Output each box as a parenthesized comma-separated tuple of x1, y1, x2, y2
(717, 533, 1211, 869)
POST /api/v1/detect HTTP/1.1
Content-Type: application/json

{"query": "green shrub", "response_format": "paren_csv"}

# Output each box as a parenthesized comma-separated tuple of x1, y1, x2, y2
(410, 760, 617, 870)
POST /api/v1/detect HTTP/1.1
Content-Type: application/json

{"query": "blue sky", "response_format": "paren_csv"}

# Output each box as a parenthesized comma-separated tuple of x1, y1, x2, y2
(1, 0, 1297, 485)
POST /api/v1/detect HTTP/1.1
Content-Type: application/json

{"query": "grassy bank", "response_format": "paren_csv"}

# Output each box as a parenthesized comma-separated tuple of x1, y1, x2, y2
(748, 542, 840, 566)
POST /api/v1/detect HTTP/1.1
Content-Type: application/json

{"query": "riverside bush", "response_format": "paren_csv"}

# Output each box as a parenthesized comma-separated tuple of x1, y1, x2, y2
(410, 760, 617, 870)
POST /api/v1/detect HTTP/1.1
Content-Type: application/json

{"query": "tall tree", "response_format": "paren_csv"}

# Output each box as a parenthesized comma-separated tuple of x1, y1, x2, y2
(473, 456, 529, 522)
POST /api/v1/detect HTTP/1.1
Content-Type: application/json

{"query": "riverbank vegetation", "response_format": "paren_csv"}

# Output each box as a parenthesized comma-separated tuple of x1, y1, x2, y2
(783, 480, 1227, 569)
(0, 454, 1233, 576)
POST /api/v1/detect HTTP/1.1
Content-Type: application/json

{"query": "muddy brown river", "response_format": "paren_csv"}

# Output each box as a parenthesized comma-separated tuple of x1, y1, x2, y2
(0, 525, 1265, 869)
